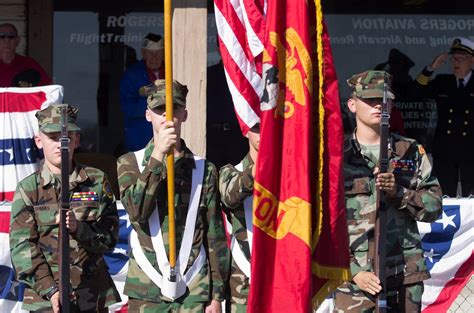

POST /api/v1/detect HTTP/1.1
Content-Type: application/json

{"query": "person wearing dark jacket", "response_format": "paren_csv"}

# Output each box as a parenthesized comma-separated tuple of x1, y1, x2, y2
(414, 37, 474, 197)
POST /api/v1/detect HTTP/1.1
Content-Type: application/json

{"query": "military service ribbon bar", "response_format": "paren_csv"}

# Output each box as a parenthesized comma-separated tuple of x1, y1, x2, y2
(71, 191, 98, 201)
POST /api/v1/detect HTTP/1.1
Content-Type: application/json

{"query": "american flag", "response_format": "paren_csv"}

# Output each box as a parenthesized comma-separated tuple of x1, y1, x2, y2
(417, 198, 474, 312)
(213, 0, 266, 134)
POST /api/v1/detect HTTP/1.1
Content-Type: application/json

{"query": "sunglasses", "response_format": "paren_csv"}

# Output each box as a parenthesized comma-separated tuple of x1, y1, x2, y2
(0, 34, 17, 39)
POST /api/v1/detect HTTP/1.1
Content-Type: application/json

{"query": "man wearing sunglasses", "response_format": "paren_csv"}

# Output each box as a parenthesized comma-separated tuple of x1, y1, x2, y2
(0, 23, 51, 87)
(415, 37, 474, 197)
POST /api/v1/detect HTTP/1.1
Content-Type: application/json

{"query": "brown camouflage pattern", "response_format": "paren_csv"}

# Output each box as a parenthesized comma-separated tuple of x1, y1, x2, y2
(218, 154, 254, 309)
(128, 298, 206, 313)
(333, 132, 442, 311)
(145, 79, 188, 109)
(117, 139, 229, 310)
(334, 281, 423, 312)
(35, 104, 81, 133)
(346, 70, 395, 99)
(9, 163, 120, 311)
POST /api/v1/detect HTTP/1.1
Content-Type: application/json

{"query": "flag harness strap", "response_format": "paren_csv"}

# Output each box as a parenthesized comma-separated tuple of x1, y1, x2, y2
(225, 161, 254, 280)
(130, 148, 206, 300)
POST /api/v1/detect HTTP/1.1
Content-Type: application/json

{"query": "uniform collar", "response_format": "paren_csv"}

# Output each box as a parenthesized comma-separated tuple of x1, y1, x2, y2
(39, 162, 89, 188)
(349, 129, 399, 157)
(242, 153, 255, 169)
(461, 70, 472, 85)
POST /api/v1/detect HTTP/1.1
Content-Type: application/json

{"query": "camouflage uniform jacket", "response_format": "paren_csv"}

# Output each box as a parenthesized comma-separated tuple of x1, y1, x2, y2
(344, 132, 442, 288)
(219, 153, 254, 305)
(9, 162, 120, 312)
(117, 139, 228, 305)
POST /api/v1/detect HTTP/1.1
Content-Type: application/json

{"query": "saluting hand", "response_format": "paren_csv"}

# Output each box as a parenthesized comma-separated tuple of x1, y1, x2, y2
(353, 271, 382, 295)
(152, 121, 177, 161)
(430, 52, 449, 70)
(374, 167, 397, 198)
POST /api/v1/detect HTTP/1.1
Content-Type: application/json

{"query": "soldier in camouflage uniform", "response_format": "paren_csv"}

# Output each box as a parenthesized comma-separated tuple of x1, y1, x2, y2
(117, 79, 228, 313)
(9, 104, 121, 313)
(333, 71, 443, 312)
(218, 123, 260, 313)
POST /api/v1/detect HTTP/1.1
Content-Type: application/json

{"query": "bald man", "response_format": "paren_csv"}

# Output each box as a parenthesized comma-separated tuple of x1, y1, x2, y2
(0, 23, 51, 87)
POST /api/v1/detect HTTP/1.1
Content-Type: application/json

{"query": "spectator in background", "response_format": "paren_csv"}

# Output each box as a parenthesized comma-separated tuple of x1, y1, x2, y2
(414, 37, 474, 197)
(0, 23, 51, 87)
(119, 33, 165, 152)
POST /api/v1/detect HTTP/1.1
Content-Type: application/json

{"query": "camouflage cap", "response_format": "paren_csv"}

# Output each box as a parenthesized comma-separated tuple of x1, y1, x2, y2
(36, 104, 80, 133)
(347, 70, 395, 99)
(146, 79, 188, 109)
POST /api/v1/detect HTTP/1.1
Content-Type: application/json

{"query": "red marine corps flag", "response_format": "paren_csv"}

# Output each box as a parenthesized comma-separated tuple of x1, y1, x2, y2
(247, 0, 351, 312)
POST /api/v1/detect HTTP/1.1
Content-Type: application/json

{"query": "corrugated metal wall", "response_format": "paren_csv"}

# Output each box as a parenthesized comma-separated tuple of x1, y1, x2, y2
(0, 0, 27, 54)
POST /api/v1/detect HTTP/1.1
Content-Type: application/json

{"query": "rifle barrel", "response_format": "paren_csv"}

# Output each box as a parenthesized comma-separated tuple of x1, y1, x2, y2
(375, 80, 390, 313)
(59, 105, 71, 312)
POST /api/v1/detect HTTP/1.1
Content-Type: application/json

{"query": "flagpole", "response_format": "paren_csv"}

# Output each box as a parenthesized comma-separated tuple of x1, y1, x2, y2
(164, 0, 177, 281)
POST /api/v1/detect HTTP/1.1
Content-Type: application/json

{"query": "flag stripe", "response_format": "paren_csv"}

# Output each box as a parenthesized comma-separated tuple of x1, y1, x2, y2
(240, 0, 265, 57)
(223, 69, 260, 134)
(418, 199, 473, 312)
(215, 0, 255, 62)
(0, 85, 63, 112)
(1, 112, 40, 139)
(215, 22, 262, 99)
(423, 252, 473, 313)
(0, 92, 46, 113)
(0, 192, 15, 202)
(1, 163, 39, 192)
(0, 211, 9, 233)
(214, 0, 262, 134)
(215, 11, 262, 103)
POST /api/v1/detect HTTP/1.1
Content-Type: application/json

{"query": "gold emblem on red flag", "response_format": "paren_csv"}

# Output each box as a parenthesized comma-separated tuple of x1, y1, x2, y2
(263, 28, 312, 119)
(253, 182, 311, 246)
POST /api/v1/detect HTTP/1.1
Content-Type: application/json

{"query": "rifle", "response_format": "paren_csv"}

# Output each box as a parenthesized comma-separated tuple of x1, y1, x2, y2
(374, 78, 390, 313)
(59, 105, 71, 312)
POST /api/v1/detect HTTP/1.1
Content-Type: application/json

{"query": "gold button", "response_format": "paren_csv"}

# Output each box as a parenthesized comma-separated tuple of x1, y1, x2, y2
(465, 121, 468, 125)
(447, 130, 451, 134)
(449, 109, 454, 113)
(466, 110, 470, 114)
(463, 132, 467, 136)
(448, 119, 452, 123)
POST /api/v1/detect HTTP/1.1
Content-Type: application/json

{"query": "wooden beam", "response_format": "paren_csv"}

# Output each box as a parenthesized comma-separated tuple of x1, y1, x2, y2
(27, 0, 53, 77)
(172, 0, 207, 157)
